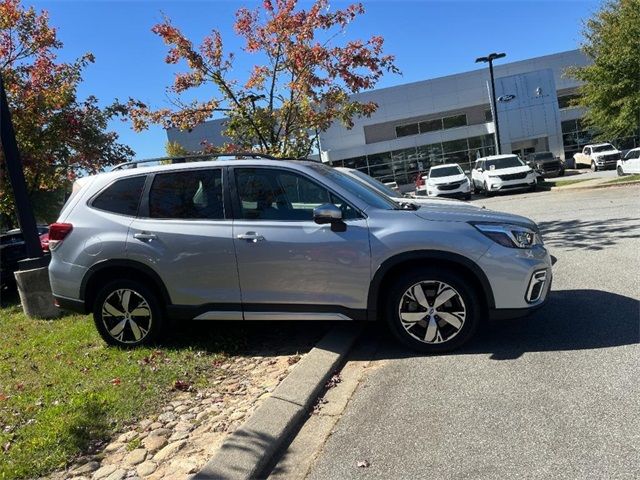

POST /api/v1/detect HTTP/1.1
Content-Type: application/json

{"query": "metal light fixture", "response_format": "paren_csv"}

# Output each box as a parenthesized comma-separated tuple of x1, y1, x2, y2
(476, 52, 507, 154)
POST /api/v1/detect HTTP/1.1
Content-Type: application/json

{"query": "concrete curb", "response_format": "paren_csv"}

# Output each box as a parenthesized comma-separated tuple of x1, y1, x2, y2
(550, 179, 640, 192)
(192, 324, 363, 480)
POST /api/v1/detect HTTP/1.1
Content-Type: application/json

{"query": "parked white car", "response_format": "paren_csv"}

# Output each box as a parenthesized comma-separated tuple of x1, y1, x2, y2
(424, 164, 471, 200)
(617, 148, 640, 176)
(471, 154, 537, 196)
(573, 143, 621, 171)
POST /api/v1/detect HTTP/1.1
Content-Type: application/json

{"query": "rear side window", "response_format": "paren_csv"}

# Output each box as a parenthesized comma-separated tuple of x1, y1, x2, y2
(91, 176, 146, 216)
(149, 169, 224, 220)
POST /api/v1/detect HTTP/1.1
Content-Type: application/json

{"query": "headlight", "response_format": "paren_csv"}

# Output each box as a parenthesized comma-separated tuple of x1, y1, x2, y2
(470, 222, 542, 249)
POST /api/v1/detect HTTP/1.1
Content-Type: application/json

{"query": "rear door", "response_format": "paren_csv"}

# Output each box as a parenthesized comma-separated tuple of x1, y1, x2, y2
(230, 166, 371, 319)
(127, 167, 241, 315)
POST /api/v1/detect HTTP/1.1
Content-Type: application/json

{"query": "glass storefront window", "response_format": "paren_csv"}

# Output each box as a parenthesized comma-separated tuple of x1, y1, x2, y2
(395, 123, 419, 138)
(442, 139, 468, 153)
(343, 156, 368, 171)
(418, 119, 442, 133)
(443, 114, 467, 129)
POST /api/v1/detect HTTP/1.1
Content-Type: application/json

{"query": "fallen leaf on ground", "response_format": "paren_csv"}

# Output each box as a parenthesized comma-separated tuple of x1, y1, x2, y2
(110, 378, 121, 386)
(172, 380, 192, 392)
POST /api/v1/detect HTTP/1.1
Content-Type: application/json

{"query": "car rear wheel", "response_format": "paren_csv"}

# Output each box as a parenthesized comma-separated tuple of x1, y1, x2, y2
(385, 269, 481, 353)
(93, 280, 163, 347)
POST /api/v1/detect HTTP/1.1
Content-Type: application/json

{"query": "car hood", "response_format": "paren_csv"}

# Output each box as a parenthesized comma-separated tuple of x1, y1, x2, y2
(412, 202, 537, 229)
(484, 165, 531, 177)
(398, 196, 472, 207)
(428, 173, 467, 184)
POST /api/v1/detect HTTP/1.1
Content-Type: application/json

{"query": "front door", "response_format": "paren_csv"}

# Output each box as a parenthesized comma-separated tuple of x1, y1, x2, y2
(230, 166, 371, 320)
(127, 167, 241, 315)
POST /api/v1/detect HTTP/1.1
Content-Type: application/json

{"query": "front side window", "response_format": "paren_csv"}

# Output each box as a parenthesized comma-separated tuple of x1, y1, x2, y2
(149, 169, 224, 219)
(91, 176, 146, 216)
(234, 168, 357, 221)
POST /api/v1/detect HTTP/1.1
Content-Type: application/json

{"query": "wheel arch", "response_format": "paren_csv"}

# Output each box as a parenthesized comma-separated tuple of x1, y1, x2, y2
(80, 259, 171, 313)
(367, 251, 494, 321)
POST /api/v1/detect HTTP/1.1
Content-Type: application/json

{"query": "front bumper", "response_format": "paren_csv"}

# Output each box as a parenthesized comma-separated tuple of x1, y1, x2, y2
(486, 176, 536, 192)
(427, 181, 471, 197)
(478, 242, 553, 312)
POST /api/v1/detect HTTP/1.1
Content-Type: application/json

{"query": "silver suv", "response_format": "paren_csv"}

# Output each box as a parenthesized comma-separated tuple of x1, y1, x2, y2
(49, 156, 552, 352)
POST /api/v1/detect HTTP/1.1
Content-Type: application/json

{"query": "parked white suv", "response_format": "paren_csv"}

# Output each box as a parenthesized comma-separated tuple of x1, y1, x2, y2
(617, 148, 640, 176)
(471, 154, 537, 196)
(424, 164, 471, 200)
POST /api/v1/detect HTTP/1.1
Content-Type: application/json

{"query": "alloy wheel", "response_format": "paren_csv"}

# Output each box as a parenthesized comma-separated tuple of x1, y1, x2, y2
(101, 289, 152, 344)
(398, 280, 466, 344)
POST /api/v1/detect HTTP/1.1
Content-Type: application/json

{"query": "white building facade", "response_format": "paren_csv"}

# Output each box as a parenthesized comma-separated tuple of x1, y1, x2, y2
(167, 50, 637, 188)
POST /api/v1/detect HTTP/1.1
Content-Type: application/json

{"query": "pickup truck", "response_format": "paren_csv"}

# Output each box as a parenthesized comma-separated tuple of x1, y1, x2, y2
(573, 143, 621, 171)
(526, 151, 565, 177)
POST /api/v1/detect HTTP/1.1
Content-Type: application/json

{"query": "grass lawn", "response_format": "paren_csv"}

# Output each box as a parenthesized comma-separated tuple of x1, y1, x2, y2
(0, 300, 242, 480)
(539, 177, 592, 188)
(603, 174, 640, 184)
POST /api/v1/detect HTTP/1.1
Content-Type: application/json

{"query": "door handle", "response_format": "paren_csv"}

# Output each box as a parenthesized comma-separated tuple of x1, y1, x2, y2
(237, 232, 265, 243)
(134, 232, 158, 241)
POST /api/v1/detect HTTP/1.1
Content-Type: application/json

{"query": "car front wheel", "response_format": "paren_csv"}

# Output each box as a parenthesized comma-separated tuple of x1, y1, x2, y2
(386, 269, 481, 353)
(93, 280, 163, 347)
(591, 161, 597, 172)
(617, 165, 625, 176)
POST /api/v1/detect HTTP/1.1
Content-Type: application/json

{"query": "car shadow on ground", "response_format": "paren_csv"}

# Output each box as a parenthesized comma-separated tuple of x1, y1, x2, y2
(538, 217, 640, 251)
(159, 320, 332, 357)
(367, 289, 639, 361)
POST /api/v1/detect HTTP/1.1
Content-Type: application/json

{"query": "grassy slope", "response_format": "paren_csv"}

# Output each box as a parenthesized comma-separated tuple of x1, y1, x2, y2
(0, 305, 231, 480)
(603, 174, 640, 184)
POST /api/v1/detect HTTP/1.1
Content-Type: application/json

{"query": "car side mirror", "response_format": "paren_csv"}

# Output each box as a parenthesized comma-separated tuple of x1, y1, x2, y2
(476, 168, 483, 173)
(464, 170, 470, 174)
(313, 204, 345, 231)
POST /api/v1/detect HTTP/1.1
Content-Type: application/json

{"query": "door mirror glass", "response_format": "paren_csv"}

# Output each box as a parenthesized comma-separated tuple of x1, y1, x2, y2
(476, 167, 483, 173)
(313, 204, 343, 225)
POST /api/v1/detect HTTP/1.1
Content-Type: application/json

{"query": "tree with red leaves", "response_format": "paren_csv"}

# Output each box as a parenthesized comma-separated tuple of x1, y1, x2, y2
(0, 0, 133, 228)
(129, 0, 398, 158)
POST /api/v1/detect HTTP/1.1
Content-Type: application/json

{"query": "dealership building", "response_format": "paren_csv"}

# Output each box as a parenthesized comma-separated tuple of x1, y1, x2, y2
(167, 49, 637, 188)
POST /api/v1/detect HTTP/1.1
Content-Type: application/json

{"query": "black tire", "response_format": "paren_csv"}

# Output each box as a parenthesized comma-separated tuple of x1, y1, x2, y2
(558, 168, 565, 177)
(483, 181, 492, 197)
(529, 182, 537, 192)
(93, 279, 163, 347)
(591, 161, 597, 172)
(385, 268, 481, 353)
(617, 166, 625, 177)
(464, 193, 472, 201)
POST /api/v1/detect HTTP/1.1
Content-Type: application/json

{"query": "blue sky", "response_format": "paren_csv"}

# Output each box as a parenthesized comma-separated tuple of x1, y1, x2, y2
(31, 0, 602, 159)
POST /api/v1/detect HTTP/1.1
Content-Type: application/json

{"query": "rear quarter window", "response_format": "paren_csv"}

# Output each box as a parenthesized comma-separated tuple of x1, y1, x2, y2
(90, 176, 146, 216)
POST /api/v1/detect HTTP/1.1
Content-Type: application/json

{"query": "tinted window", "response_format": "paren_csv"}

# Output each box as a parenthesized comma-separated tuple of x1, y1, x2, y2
(395, 123, 419, 138)
(235, 168, 357, 221)
(92, 176, 145, 216)
(443, 114, 467, 129)
(149, 169, 224, 219)
(419, 119, 442, 133)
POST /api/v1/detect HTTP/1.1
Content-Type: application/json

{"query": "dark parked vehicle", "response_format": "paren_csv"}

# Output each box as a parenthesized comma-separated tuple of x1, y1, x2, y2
(0, 226, 50, 289)
(526, 152, 565, 177)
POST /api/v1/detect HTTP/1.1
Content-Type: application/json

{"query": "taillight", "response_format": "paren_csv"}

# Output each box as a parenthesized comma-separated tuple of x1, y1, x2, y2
(48, 223, 73, 250)
(39, 233, 50, 252)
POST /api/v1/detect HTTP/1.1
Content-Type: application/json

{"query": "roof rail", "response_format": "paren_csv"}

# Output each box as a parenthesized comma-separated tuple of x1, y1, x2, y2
(111, 152, 281, 171)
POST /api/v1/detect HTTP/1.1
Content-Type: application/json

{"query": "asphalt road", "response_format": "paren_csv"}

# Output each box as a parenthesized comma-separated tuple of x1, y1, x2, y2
(306, 185, 640, 480)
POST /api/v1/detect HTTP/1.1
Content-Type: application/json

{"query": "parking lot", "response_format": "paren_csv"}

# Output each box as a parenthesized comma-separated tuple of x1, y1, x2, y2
(304, 184, 640, 480)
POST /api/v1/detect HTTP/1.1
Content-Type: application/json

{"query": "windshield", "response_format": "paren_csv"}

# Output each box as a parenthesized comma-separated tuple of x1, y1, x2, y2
(592, 144, 614, 153)
(344, 169, 400, 198)
(485, 156, 524, 170)
(429, 166, 462, 178)
(532, 152, 553, 160)
(307, 164, 399, 210)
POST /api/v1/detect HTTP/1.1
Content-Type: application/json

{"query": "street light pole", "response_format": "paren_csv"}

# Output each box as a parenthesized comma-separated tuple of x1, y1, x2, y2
(476, 52, 506, 155)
